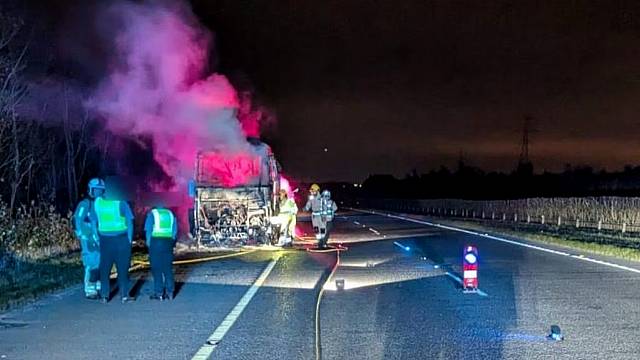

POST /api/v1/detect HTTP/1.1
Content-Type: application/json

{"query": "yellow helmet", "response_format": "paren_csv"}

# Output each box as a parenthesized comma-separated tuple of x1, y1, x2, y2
(310, 183, 320, 192)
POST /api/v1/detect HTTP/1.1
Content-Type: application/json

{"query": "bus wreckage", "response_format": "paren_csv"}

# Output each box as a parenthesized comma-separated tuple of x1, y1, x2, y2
(189, 138, 282, 247)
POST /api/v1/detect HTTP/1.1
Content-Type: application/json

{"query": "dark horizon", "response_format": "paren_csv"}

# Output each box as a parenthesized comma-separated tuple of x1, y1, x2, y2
(194, 0, 640, 181)
(12, 0, 640, 183)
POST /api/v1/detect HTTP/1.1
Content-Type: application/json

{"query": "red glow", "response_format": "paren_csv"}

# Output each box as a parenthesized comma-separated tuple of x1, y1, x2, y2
(199, 152, 261, 187)
(238, 91, 273, 138)
(280, 175, 292, 196)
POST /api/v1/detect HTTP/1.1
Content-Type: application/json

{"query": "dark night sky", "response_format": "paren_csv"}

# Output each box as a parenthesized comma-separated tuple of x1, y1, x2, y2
(18, 0, 640, 181)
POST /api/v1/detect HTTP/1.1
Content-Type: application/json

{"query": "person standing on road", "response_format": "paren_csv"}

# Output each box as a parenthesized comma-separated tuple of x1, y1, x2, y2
(72, 178, 105, 300)
(145, 206, 178, 301)
(277, 189, 298, 246)
(319, 190, 338, 249)
(303, 184, 324, 245)
(91, 190, 135, 303)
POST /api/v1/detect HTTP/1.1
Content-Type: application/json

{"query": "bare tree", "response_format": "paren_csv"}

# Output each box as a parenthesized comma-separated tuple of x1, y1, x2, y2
(0, 11, 30, 216)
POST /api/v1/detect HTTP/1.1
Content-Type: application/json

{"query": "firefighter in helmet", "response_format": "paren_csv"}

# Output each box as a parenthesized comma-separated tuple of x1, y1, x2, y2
(305, 184, 330, 248)
(319, 190, 337, 248)
(73, 178, 104, 299)
(277, 189, 298, 246)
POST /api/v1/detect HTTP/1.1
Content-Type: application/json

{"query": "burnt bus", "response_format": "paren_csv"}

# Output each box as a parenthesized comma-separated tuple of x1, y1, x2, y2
(189, 138, 281, 247)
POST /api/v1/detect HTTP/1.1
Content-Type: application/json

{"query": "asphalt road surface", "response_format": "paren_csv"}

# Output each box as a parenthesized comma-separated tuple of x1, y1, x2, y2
(2, 210, 640, 359)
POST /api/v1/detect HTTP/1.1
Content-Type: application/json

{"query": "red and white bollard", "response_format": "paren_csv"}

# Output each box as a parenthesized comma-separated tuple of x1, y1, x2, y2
(463, 245, 478, 293)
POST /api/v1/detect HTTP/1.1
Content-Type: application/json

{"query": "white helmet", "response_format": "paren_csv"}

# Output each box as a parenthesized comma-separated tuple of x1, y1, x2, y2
(87, 178, 105, 198)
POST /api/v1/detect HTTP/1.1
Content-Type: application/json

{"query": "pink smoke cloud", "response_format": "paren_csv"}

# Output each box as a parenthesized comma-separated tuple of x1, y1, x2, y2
(85, 0, 266, 190)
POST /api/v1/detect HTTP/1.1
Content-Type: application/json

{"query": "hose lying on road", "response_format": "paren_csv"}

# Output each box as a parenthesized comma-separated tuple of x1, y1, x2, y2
(307, 245, 349, 254)
(111, 250, 257, 279)
(314, 247, 344, 360)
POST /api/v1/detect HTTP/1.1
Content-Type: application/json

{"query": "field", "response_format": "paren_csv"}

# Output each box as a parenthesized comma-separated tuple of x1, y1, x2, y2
(367, 197, 640, 233)
(362, 196, 640, 261)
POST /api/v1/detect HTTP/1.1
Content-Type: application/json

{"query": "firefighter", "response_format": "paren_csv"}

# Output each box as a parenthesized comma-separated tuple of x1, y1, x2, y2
(145, 206, 178, 300)
(303, 184, 324, 245)
(91, 189, 135, 303)
(277, 189, 298, 246)
(319, 190, 338, 248)
(72, 178, 104, 299)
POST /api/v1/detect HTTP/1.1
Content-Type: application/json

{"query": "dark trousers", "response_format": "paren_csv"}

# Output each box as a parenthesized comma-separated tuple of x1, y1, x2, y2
(149, 238, 175, 296)
(319, 221, 333, 248)
(99, 234, 131, 299)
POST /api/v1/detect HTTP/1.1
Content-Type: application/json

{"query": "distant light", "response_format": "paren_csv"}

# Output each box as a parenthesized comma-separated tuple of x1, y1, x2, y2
(405, 246, 411, 251)
(467, 246, 473, 252)
(324, 148, 328, 152)
(464, 253, 477, 264)
(433, 264, 440, 269)
(353, 183, 358, 187)
(421, 256, 427, 260)
(335, 279, 345, 291)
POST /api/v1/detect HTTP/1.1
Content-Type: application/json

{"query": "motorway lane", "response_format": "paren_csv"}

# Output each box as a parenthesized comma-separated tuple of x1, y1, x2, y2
(1, 212, 640, 359)
(322, 213, 640, 359)
(0, 252, 277, 360)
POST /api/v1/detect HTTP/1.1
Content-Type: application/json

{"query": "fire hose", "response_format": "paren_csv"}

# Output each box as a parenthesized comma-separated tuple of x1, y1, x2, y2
(313, 246, 346, 360)
(111, 249, 257, 279)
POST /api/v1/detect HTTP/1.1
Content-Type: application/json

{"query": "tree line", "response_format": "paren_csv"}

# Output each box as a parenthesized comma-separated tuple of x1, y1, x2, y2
(0, 10, 161, 217)
(361, 162, 640, 200)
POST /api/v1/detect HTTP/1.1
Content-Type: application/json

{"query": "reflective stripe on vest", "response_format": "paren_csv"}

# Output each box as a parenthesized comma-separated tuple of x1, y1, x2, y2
(94, 197, 127, 234)
(322, 200, 334, 220)
(151, 209, 174, 238)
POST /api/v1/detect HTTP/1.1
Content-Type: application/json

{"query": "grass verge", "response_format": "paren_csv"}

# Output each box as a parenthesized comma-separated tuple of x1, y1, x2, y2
(0, 245, 256, 312)
(0, 253, 83, 311)
(433, 218, 640, 262)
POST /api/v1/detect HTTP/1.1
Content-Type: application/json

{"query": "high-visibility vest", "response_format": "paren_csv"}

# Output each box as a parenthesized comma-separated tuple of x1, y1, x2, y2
(280, 199, 297, 215)
(94, 197, 127, 234)
(151, 208, 175, 238)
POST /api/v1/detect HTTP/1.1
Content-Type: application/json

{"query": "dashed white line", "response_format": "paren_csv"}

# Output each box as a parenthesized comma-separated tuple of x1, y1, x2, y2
(354, 221, 361, 225)
(355, 209, 640, 275)
(393, 241, 409, 251)
(191, 256, 280, 360)
(368, 228, 381, 235)
(392, 239, 489, 296)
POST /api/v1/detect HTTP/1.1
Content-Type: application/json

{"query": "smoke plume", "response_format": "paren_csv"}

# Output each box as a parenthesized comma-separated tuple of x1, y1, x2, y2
(85, 0, 266, 189)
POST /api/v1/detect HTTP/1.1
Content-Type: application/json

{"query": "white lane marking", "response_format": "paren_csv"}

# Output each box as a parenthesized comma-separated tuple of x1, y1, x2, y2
(393, 241, 408, 250)
(445, 272, 488, 297)
(392, 238, 489, 297)
(354, 221, 361, 225)
(355, 209, 640, 275)
(368, 227, 381, 235)
(191, 256, 280, 360)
